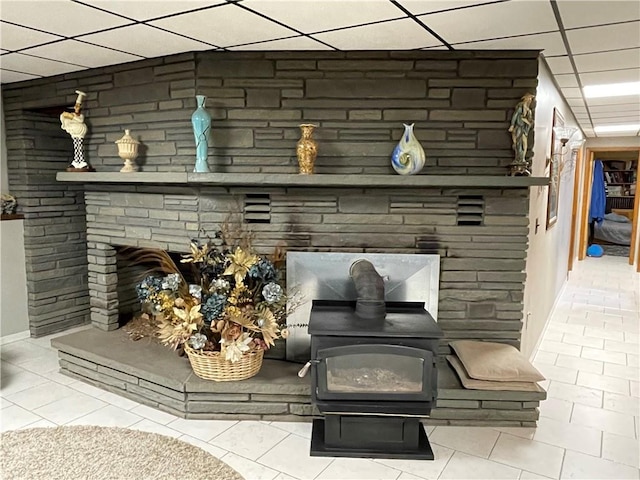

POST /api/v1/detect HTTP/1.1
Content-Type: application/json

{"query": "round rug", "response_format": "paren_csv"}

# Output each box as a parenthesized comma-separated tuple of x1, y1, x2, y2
(1, 425, 244, 480)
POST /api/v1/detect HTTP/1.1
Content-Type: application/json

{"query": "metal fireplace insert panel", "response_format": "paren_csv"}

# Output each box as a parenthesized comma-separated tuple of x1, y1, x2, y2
(286, 252, 440, 363)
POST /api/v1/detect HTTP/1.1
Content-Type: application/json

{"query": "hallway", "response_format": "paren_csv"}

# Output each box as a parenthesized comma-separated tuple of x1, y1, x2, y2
(1, 255, 638, 479)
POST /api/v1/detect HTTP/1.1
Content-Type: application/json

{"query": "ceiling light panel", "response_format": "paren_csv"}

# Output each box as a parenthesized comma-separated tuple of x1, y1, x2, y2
(573, 48, 640, 72)
(0, 53, 85, 77)
(151, 3, 297, 48)
(580, 69, 640, 86)
(557, 0, 640, 29)
(584, 81, 640, 98)
(80, 24, 213, 58)
(312, 17, 442, 50)
(452, 31, 566, 56)
(231, 36, 332, 51)
(416, 0, 558, 44)
(84, 1, 223, 21)
(0, 69, 40, 83)
(586, 96, 640, 107)
(567, 22, 640, 55)
(588, 104, 640, 113)
(22, 40, 141, 69)
(0, 0, 131, 37)
(241, 0, 402, 34)
(594, 124, 640, 133)
(0, 23, 63, 51)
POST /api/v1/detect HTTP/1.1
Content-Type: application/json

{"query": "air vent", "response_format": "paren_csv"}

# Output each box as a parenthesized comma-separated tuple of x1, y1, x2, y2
(244, 194, 271, 224)
(456, 195, 484, 226)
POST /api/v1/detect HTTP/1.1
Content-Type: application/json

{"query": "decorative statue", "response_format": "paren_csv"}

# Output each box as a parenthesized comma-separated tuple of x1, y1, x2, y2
(60, 90, 91, 171)
(296, 124, 318, 174)
(191, 95, 212, 173)
(508, 93, 535, 176)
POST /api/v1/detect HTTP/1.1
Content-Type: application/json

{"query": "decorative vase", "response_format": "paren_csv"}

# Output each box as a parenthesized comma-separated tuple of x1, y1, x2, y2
(391, 123, 426, 175)
(191, 95, 211, 173)
(115, 129, 140, 173)
(296, 123, 318, 175)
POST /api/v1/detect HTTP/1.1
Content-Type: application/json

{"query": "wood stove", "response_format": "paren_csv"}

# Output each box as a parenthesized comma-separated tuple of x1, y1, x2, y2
(306, 260, 443, 460)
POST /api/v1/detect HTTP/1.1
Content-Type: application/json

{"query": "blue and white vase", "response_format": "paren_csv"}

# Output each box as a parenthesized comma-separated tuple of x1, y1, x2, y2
(391, 123, 426, 175)
(191, 95, 211, 173)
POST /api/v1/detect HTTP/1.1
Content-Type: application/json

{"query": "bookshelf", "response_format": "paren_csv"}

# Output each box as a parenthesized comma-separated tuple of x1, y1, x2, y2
(602, 159, 637, 210)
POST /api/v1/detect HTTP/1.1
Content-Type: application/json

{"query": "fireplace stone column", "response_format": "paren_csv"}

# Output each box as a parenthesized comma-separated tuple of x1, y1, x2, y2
(87, 242, 119, 331)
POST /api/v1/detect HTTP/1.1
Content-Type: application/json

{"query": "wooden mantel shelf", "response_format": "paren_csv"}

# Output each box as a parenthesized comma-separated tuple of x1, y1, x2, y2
(57, 172, 548, 188)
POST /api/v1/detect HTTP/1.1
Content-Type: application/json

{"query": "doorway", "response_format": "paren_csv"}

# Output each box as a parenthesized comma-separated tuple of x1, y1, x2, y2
(577, 148, 639, 268)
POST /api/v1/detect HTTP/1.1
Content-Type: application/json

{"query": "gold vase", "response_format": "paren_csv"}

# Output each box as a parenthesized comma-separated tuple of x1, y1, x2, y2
(296, 123, 318, 175)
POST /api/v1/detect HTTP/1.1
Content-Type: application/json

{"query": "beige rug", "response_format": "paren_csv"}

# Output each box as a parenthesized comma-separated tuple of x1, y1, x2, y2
(1, 425, 244, 480)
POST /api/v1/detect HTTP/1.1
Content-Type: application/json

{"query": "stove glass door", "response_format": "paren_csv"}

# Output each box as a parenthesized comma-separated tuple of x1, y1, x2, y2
(316, 344, 433, 401)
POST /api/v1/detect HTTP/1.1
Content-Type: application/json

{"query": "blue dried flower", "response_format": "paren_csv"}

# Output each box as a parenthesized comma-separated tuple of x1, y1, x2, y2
(249, 259, 278, 283)
(201, 293, 227, 325)
(262, 282, 283, 304)
(135, 275, 163, 303)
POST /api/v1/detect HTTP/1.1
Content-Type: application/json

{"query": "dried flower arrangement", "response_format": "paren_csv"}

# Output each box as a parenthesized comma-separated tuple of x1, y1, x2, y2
(135, 219, 293, 363)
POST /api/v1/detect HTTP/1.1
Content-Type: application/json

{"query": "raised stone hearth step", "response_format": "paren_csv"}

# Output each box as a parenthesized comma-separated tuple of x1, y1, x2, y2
(52, 328, 544, 426)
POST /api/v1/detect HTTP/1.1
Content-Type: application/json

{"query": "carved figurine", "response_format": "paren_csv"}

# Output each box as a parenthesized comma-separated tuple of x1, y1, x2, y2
(60, 90, 92, 171)
(508, 93, 535, 176)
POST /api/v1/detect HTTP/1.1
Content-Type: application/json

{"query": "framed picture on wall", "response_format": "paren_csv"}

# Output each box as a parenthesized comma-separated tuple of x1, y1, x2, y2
(546, 108, 564, 229)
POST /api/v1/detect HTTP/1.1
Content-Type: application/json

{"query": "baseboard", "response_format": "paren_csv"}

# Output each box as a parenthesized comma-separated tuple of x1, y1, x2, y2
(529, 279, 569, 362)
(0, 329, 30, 345)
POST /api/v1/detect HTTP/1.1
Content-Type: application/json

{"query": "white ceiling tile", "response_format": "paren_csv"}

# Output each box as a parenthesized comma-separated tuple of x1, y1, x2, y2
(242, 0, 402, 34)
(588, 103, 640, 113)
(544, 56, 574, 75)
(591, 115, 640, 124)
(417, 0, 558, 44)
(453, 31, 566, 57)
(79, 24, 212, 58)
(557, 1, 640, 29)
(0, 50, 7, 54)
(0, 23, 63, 51)
(151, 3, 296, 48)
(0, 69, 40, 83)
(554, 74, 580, 88)
(231, 36, 332, 51)
(573, 48, 640, 72)
(398, 1, 502, 15)
(85, 1, 223, 21)
(596, 131, 639, 137)
(566, 22, 640, 55)
(22, 40, 142, 69)
(313, 17, 441, 49)
(0, 53, 86, 76)
(0, 0, 131, 36)
(580, 68, 640, 86)
(567, 97, 586, 108)
(586, 96, 640, 106)
(561, 87, 583, 98)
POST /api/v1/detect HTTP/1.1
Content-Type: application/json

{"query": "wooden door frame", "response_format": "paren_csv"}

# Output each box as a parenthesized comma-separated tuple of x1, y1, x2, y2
(577, 147, 640, 266)
(568, 147, 583, 271)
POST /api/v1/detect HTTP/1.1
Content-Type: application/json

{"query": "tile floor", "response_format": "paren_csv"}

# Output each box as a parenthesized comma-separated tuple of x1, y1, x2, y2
(1, 255, 638, 479)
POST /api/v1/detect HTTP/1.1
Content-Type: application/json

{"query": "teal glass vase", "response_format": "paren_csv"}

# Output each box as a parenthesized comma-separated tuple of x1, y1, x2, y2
(191, 95, 211, 173)
(391, 123, 426, 175)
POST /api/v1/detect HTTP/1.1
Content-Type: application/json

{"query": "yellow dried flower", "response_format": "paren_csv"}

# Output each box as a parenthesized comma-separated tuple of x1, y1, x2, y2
(223, 247, 259, 284)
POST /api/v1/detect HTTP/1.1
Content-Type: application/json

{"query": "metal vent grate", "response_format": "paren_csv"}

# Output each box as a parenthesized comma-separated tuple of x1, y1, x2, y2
(244, 194, 271, 223)
(456, 195, 484, 226)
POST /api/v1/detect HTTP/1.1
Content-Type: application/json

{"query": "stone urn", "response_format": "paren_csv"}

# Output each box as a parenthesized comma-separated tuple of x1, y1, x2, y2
(115, 129, 140, 173)
(296, 123, 318, 175)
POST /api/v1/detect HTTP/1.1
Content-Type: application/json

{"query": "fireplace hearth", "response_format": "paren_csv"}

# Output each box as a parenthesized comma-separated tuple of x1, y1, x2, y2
(308, 260, 443, 460)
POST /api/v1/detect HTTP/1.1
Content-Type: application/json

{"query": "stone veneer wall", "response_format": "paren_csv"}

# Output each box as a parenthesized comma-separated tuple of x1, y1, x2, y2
(2, 50, 538, 336)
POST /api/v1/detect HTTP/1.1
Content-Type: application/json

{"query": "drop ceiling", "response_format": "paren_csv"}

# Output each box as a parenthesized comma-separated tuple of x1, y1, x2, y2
(1, 0, 639, 137)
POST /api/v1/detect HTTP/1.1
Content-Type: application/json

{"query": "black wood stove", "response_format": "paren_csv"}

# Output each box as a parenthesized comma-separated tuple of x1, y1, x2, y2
(306, 260, 443, 460)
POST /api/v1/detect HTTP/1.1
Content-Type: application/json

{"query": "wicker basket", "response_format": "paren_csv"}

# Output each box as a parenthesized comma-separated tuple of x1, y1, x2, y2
(184, 344, 264, 381)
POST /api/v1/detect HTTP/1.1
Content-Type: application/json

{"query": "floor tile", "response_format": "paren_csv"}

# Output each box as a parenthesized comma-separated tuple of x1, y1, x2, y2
(555, 354, 603, 374)
(602, 432, 639, 468)
(269, 420, 313, 439)
(130, 403, 180, 425)
(429, 426, 499, 458)
(604, 363, 640, 382)
(32, 392, 108, 424)
(539, 340, 581, 357)
(274, 474, 299, 480)
(129, 418, 183, 438)
(316, 457, 402, 480)
(0, 341, 53, 365)
(0, 397, 13, 409)
(397, 473, 422, 480)
(582, 347, 627, 366)
(222, 452, 281, 480)
(0, 369, 49, 396)
(492, 426, 536, 440)
(632, 381, 639, 398)
(544, 330, 565, 342)
(532, 416, 601, 456)
(519, 471, 554, 479)
(45, 370, 78, 386)
(605, 340, 639, 355)
(95, 390, 142, 410)
(538, 397, 573, 422)
(439, 451, 520, 479)
(5, 381, 77, 411)
(549, 323, 585, 335)
(0, 405, 43, 431)
(21, 419, 57, 429)
(66, 404, 143, 428)
(535, 363, 578, 384)
(179, 434, 228, 458)
(603, 392, 640, 416)
(17, 350, 61, 374)
(256, 434, 333, 480)
(625, 333, 639, 344)
(571, 403, 637, 438)
(577, 371, 630, 395)
(534, 351, 559, 365)
(628, 354, 639, 368)
(547, 381, 603, 408)
(489, 433, 564, 479)
(560, 450, 640, 479)
(562, 333, 604, 349)
(374, 443, 454, 479)
(210, 421, 289, 461)
(165, 417, 237, 442)
(584, 326, 624, 342)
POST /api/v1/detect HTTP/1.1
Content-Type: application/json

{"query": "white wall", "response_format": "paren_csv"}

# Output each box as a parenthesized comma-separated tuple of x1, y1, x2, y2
(0, 90, 30, 339)
(521, 59, 582, 357)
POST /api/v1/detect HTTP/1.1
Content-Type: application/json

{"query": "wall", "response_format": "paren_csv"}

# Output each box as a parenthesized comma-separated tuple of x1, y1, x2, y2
(521, 58, 581, 357)
(2, 50, 539, 336)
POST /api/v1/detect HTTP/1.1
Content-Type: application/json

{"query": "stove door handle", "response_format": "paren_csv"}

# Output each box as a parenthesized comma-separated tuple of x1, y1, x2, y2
(297, 360, 318, 378)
